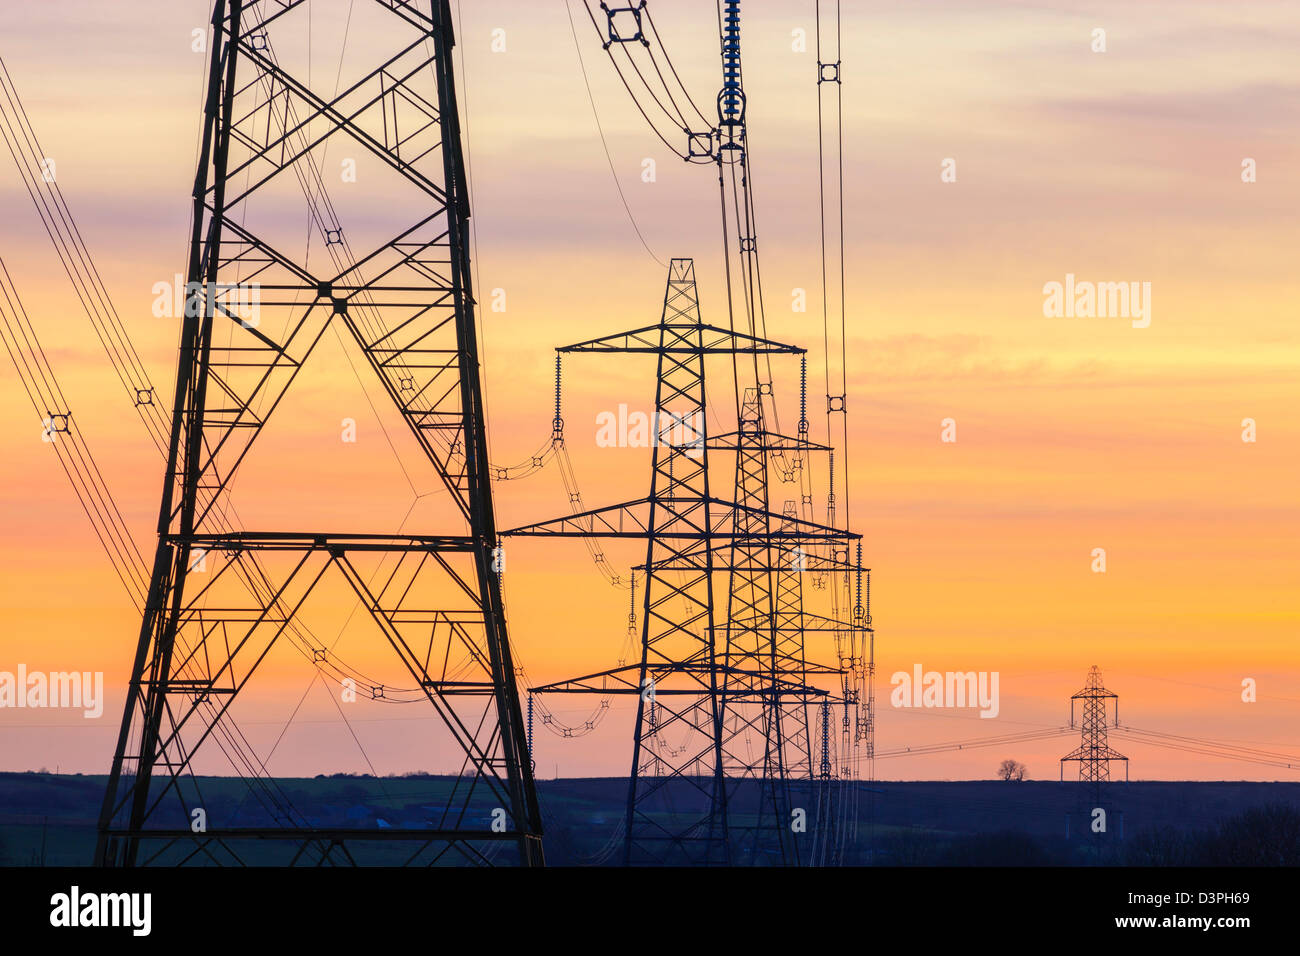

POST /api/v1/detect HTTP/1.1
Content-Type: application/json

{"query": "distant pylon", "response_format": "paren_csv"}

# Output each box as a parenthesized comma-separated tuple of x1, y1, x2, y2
(1060, 666, 1128, 798)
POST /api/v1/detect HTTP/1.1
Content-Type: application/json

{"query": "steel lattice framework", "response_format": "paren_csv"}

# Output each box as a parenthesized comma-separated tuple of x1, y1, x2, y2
(564, 0, 874, 865)
(96, 0, 542, 867)
(715, 397, 822, 865)
(505, 259, 857, 865)
(1060, 665, 1128, 788)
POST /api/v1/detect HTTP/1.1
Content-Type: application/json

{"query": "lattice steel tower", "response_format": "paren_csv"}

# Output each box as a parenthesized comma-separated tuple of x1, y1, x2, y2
(507, 259, 855, 865)
(1060, 665, 1128, 789)
(96, 0, 542, 866)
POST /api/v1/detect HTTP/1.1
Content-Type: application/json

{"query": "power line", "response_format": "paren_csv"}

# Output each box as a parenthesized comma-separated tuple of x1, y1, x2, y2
(565, 0, 666, 267)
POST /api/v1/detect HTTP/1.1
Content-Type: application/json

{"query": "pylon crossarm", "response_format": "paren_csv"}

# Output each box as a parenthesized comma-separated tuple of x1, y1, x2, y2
(505, 496, 857, 542)
(642, 550, 862, 573)
(175, 532, 480, 552)
(502, 498, 654, 537)
(557, 322, 804, 355)
(528, 661, 816, 696)
(732, 611, 860, 633)
(699, 429, 832, 452)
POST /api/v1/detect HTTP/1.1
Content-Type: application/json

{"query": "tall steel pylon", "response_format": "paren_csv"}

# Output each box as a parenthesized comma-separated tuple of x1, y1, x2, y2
(588, 2, 875, 861)
(96, 0, 542, 866)
(1060, 665, 1129, 801)
(773, 500, 816, 786)
(714, 399, 831, 865)
(506, 259, 856, 865)
(710, 0, 855, 864)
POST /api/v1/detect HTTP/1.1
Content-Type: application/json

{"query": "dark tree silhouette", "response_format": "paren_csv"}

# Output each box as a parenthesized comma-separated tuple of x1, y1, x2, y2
(997, 759, 1027, 781)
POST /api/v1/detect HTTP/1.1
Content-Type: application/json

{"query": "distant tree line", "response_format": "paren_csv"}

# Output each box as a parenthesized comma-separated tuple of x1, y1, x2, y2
(877, 802, 1300, 866)
(1127, 802, 1300, 866)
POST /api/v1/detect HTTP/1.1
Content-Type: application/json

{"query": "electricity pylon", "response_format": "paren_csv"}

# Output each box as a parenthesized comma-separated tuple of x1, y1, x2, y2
(715, 397, 824, 864)
(505, 259, 855, 865)
(96, 0, 542, 866)
(1060, 665, 1128, 804)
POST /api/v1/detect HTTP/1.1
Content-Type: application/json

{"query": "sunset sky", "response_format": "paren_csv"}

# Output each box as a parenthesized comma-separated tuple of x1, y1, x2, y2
(1, 0, 1297, 783)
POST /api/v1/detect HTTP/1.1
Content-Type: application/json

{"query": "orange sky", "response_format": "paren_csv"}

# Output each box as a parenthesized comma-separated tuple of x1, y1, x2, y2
(1, 0, 1297, 782)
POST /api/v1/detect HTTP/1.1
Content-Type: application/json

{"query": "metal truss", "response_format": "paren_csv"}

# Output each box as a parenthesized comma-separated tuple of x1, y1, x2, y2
(716, 392, 804, 864)
(1061, 665, 1128, 791)
(96, 0, 542, 867)
(503, 258, 858, 865)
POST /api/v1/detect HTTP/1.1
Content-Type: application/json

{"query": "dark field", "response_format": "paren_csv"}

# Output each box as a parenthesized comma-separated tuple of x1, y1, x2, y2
(2, 772, 1297, 866)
